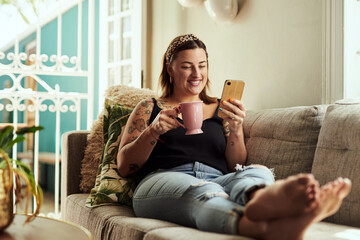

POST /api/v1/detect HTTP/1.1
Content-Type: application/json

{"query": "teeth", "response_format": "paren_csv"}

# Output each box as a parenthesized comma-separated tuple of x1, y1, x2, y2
(189, 80, 201, 86)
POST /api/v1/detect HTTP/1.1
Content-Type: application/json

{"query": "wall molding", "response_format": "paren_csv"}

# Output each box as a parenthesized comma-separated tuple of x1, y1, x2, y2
(322, 0, 344, 104)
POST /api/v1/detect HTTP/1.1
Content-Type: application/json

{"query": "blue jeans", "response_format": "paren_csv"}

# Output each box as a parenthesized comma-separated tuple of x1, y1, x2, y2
(132, 162, 275, 235)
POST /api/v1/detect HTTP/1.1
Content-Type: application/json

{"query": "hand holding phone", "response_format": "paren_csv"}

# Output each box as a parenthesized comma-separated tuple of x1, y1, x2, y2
(217, 80, 245, 119)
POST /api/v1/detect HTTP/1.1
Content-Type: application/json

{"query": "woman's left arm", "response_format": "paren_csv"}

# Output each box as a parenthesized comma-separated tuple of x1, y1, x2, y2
(221, 99, 247, 171)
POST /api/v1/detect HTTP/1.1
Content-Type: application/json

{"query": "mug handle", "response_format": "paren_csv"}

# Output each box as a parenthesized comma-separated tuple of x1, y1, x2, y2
(172, 106, 185, 128)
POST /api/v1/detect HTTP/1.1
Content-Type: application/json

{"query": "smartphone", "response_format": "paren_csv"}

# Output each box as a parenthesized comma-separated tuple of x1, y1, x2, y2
(217, 80, 245, 119)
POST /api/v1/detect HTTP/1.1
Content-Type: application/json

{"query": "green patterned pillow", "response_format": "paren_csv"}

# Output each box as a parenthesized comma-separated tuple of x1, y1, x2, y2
(86, 100, 138, 208)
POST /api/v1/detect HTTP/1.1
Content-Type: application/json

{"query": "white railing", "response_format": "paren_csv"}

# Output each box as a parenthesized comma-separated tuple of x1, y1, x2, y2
(0, 0, 94, 218)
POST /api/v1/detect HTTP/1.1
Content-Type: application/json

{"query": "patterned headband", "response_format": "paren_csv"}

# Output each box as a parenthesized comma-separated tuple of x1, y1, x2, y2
(165, 34, 199, 63)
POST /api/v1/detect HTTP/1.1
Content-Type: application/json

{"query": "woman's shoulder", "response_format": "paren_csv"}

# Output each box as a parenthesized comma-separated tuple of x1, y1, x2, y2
(132, 98, 155, 113)
(155, 98, 174, 110)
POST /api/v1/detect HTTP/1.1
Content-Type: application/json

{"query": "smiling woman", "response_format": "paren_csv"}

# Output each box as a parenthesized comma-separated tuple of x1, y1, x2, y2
(114, 34, 352, 239)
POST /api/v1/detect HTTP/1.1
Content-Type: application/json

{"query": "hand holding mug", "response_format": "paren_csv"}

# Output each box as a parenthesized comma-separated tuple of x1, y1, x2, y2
(150, 108, 183, 136)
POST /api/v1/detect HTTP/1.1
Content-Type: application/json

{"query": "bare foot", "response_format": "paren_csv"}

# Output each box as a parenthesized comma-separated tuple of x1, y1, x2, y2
(238, 177, 352, 240)
(312, 177, 352, 222)
(244, 173, 319, 221)
(264, 177, 352, 240)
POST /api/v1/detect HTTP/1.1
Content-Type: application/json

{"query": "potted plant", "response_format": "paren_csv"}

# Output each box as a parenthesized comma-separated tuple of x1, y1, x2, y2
(0, 125, 43, 231)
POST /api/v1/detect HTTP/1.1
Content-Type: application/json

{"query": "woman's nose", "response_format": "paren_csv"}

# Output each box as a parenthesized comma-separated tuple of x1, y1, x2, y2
(192, 66, 201, 77)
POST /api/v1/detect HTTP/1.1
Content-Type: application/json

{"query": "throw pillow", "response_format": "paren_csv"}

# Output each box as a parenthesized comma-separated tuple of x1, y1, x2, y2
(79, 85, 157, 193)
(86, 101, 137, 207)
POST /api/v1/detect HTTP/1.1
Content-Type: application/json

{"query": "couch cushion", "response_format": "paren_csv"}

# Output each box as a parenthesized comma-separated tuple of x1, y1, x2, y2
(243, 105, 327, 179)
(102, 217, 179, 240)
(143, 222, 360, 240)
(144, 227, 251, 240)
(64, 194, 177, 240)
(312, 104, 360, 227)
(64, 194, 135, 240)
(304, 221, 360, 240)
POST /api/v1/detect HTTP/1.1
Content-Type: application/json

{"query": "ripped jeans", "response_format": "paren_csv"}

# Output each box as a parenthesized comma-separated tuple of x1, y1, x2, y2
(132, 162, 275, 235)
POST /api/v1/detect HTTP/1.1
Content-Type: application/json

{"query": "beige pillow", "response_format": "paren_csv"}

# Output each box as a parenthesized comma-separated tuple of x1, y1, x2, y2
(79, 85, 157, 193)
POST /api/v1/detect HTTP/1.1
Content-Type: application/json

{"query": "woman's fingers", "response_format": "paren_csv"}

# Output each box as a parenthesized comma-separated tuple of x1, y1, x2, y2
(152, 108, 182, 135)
(220, 107, 242, 123)
(221, 100, 246, 121)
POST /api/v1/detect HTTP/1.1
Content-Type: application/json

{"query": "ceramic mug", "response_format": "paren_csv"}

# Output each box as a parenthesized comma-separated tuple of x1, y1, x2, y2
(179, 101, 203, 135)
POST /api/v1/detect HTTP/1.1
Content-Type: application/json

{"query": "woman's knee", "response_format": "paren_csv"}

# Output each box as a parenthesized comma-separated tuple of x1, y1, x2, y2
(185, 180, 229, 200)
(234, 164, 275, 183)
(248, 164, 268, 169)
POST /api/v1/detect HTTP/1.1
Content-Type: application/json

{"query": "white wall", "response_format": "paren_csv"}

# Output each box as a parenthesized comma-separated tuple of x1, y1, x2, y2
(147, 0, 323, 110)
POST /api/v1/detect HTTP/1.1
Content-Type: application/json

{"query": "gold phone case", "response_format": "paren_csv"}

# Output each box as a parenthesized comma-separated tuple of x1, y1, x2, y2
(217, 80, 245, 119)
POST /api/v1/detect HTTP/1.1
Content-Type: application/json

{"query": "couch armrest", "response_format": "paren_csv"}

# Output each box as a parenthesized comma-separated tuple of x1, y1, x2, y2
(61, 131, 89, 208)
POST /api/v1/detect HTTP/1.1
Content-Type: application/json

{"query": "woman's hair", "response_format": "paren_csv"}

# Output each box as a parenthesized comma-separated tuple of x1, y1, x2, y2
(159, 34, 217, 104)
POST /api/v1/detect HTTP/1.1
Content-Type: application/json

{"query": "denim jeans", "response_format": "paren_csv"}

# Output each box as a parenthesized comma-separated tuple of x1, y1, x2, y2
(132, 162, 275, 235)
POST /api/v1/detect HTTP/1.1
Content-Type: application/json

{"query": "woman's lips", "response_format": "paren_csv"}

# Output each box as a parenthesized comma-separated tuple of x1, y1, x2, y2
(188, 80, 202, 86)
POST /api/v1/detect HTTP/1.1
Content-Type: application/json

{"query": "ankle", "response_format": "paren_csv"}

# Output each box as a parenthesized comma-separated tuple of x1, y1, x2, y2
(238, 217, 268, 238)
(248, 187, 263, 201)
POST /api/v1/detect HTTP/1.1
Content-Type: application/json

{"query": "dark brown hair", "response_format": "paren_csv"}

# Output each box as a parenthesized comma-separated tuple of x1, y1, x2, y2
(159, 34, 217, 104)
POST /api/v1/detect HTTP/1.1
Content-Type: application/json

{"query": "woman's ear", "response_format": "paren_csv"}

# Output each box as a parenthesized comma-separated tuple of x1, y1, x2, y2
(166, 63, 173, 77)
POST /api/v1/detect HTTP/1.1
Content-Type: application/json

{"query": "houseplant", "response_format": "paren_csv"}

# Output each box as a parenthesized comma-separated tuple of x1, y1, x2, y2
(0, 125, 43, 231)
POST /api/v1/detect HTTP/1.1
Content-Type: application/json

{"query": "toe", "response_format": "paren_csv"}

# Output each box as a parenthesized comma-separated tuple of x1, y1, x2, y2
(296, 174, 314, 186)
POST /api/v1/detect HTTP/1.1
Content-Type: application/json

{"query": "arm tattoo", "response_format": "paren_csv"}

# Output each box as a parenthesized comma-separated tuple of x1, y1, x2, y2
(135, 100, 153, 116)
(158, 99, 173, 109)
(128, 119, 146, 134)
(223, 124, 230, 135)
(132, 136, 139, 144)
(129, 164, 139, 173)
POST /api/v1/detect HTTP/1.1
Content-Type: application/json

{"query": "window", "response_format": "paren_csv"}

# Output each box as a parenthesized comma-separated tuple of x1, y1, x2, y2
(344, 0, 360, 99)
(323, 0, 360, 103)
(98, 0, 145, 109)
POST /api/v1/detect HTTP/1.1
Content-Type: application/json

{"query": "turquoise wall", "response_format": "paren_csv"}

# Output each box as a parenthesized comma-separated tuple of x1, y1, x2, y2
(0, 0, 100, 192)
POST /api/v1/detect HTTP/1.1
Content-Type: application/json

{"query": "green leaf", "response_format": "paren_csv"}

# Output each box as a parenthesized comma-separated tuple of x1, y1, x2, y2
(0, 125, 43, 151)
(15, 159, 34, 177)
(16, 126, 44, 135)
(4, 136, 26, 150)
(0, 126, 14, 149)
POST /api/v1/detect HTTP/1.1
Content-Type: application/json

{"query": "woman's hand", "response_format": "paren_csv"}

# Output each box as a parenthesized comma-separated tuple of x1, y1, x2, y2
(150, 107, 183, 137)
(221, 99, 247, 169)
(220, 99, 246, 135)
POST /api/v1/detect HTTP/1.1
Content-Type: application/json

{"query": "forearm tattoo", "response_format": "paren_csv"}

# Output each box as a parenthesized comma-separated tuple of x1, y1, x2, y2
(223, 123, 230, 135)
(128, 119, 146, 134)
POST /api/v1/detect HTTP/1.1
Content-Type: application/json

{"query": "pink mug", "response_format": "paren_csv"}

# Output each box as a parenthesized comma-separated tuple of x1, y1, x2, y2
(179, 101, 203, 135)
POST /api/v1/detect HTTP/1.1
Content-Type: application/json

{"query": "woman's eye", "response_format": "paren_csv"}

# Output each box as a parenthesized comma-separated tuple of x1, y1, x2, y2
(181, 66, 191, 69)
(199, 65, 206, 68)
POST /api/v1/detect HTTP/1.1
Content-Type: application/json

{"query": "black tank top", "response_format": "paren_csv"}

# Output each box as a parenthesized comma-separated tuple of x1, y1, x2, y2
(138, 98, 228, 178)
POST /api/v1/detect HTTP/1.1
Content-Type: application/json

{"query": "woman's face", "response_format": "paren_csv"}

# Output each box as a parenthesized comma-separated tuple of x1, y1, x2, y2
(167, 48, 208, 98)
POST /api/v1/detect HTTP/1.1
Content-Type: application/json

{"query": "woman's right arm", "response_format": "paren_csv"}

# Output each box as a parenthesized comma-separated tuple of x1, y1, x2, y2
(117, 98, 180, 177)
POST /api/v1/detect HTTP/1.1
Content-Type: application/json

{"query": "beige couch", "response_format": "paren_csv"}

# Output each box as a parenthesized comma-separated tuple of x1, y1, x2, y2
(61, 86, 360, 240)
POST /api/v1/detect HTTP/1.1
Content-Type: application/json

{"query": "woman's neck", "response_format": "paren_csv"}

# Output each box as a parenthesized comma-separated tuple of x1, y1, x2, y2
(169, 94, 201, 104)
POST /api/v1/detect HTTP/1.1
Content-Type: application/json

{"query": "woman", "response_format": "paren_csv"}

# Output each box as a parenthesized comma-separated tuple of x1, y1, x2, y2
(117, 34, 351, 239)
